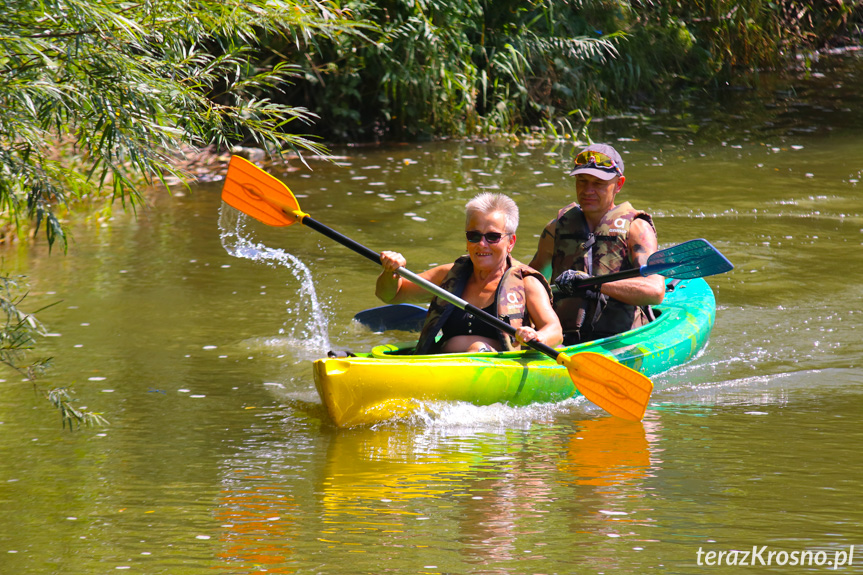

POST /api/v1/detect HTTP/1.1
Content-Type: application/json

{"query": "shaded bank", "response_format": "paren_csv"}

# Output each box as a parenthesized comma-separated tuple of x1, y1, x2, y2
(276, 0, 863, 141)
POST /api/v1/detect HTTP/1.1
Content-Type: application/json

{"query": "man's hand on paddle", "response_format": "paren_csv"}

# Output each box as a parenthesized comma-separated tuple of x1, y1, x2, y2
(554, 270, 601, 300)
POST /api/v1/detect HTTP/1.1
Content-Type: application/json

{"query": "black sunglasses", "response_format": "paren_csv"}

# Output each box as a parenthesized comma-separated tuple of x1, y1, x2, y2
(465, 231, 509, 244)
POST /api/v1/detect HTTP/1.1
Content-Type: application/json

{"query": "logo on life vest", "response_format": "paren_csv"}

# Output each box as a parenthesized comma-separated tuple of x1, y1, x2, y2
(609, 217, 628, 234)
(506, 291, 525, 315)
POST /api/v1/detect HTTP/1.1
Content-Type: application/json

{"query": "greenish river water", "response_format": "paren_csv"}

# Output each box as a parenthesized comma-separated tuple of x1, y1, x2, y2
(2, 51, 863, 574)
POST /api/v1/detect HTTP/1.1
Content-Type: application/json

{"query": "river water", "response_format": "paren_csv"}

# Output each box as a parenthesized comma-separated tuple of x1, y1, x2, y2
(1, 51, 862, 574)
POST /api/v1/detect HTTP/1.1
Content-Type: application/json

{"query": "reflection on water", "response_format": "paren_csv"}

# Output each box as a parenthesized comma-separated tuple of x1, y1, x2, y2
(215, 416, 666, 573)
(216, 475, 299, 573)
(560, 416, 654, 487)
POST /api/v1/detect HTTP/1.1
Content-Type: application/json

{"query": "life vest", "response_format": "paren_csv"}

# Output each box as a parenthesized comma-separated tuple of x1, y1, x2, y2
(415, 255, 552, 354)
(551, 201, 655, 342)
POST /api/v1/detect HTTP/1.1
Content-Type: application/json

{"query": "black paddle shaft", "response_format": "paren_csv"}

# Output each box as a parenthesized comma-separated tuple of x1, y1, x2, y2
(300, 215, 562, 360)
(302, 216, 383, 265)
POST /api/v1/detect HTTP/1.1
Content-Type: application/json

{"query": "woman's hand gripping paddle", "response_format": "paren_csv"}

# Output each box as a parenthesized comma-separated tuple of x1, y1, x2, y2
(220, 155, 654, 421)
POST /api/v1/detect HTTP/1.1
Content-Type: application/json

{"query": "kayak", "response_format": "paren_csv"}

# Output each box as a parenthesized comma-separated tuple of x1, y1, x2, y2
(313, 277, 716, 427)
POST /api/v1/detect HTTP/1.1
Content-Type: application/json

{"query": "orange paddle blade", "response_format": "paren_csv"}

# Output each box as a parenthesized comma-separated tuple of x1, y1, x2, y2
(559, 351, 653, 421)
(221, 156, 304, 227)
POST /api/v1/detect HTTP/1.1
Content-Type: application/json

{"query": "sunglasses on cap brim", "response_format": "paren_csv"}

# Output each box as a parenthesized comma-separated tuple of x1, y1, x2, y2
(573, 151, 622, 175)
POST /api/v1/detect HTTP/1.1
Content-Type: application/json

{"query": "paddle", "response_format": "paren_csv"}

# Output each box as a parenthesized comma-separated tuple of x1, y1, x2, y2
(566, 239, 734, 290)
(220, 155, 653, 421)
(353, 303, 427, 332)
(355, 239, 732, 330)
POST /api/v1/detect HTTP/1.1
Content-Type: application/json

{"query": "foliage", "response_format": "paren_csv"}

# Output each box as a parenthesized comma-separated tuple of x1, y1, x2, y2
(0, 0, 367, 248)
(623, 1, 863, 90)
(268, 0, 862, 141)
(0, 274, 105, 428)
(0, 275, 49, 377)
(283, 0, 623, 140)
(4, 0, 859, 188)
(47, 387, 110, 430)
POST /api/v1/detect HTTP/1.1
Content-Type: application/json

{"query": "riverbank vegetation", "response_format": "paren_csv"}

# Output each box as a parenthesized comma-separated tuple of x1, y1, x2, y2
(1, 0, 367, 250)
(289, 0, 862, 141)
(3, 0, 861, 247)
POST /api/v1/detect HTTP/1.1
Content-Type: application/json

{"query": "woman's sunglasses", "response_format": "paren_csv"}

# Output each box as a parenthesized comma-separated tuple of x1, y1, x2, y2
(466, 231, 509, 244)
(573, 150, 622, 175)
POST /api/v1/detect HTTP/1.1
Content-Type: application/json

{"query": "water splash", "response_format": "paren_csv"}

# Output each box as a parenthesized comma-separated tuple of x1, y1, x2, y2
(218, 204, 331, 353)
(370, 397, 595, 433)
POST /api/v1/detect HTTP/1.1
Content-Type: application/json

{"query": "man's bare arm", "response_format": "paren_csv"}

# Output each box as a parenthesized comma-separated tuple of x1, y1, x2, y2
(599, 218, 665, 306)
(527, 220, 556, 280)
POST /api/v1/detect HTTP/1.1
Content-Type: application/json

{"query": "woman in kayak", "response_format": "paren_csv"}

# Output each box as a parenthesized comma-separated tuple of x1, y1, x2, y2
(376, 192, 563, 354)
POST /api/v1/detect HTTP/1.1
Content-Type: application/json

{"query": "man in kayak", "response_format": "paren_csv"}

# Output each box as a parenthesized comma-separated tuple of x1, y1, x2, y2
(528, 143, 665, 345)
(377, 192, 563, 354)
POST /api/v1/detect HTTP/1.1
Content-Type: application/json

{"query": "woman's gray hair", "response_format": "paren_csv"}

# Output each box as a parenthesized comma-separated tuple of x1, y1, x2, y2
(465, 192, 519, 234)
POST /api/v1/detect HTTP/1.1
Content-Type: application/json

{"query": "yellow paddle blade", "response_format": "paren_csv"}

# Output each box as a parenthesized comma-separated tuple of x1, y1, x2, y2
(558, 351, 653, 421)
(221, 155, 305, 226)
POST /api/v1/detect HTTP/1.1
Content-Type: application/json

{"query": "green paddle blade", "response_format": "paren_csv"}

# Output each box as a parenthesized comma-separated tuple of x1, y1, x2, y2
(558, 352, 653, 421)
(642, 238, 734, 279)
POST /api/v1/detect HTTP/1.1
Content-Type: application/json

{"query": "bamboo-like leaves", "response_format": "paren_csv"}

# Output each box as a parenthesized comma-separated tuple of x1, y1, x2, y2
(0, 0, 365, 247)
